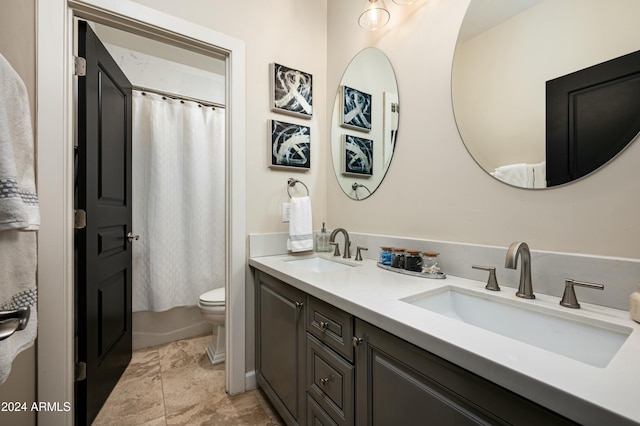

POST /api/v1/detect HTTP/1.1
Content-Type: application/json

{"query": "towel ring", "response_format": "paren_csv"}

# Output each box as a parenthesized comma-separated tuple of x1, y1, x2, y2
(287, 178, 309, 198)
(352, 183, 371, 200)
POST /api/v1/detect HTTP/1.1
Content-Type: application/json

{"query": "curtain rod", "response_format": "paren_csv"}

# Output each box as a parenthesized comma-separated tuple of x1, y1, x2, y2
(133, 86, 225, 109)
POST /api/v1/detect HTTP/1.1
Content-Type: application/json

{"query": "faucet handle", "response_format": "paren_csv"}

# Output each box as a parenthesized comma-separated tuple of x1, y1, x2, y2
(560, 279, 604, 309)
(355, 246, 368, 261)
(329, 242, 341, 257)
(472, 265, 500, 291)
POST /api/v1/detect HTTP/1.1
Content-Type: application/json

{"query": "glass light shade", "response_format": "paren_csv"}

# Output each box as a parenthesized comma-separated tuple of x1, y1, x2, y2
(358, 0, 391, 31)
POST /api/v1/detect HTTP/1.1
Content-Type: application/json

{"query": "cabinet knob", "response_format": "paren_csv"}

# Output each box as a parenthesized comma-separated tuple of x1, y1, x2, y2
(352, 336, 364, 347)
(319, 321, 329, 331)
(295, 301, 304, 309)
(320, 375, 333, 386)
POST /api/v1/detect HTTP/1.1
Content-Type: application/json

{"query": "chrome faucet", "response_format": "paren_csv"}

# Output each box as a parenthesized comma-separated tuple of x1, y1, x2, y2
(505, 241, 535, 299)
(329, 228, 351, 259)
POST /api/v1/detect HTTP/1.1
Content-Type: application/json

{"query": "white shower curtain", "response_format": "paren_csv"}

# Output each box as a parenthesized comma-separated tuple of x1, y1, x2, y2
(132, 91, 225, 312)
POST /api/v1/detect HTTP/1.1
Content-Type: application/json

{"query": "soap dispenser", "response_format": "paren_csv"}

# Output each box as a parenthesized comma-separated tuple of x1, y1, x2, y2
(630, 284, 640, 323)
(315, 223, 331, 252)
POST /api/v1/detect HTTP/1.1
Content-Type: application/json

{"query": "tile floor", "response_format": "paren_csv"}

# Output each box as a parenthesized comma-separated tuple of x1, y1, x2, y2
(92, 334, 284, 426)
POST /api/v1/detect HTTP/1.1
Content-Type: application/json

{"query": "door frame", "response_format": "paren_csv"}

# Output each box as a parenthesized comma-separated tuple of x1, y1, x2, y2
(36, 1, 246, 424)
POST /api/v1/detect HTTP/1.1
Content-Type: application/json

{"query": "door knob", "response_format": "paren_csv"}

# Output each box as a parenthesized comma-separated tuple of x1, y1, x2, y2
(127, 232, 140, 243)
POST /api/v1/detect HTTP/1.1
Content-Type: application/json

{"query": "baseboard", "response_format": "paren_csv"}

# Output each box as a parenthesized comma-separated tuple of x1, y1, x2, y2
(245, 370, 257, 390)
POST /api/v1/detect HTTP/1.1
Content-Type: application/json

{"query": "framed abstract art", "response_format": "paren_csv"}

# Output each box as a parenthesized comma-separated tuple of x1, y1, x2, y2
(342, 134, 373, 177)
(269, 119, 311, 171)
(270, 63, 313, 118)
(340, 85, 372, 131)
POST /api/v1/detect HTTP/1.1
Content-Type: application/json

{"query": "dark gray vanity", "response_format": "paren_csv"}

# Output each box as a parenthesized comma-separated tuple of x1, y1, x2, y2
(255, 269, 576, 426)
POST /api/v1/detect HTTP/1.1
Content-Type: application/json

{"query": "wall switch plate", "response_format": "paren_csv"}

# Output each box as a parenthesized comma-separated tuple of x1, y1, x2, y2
(282, 202, 291, 222)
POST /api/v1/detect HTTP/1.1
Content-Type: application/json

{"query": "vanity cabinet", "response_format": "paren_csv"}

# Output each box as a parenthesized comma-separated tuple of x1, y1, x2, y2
(255, 270, 577, 426)
(354, 319, 576, 426)
(255, 271, 307, 425)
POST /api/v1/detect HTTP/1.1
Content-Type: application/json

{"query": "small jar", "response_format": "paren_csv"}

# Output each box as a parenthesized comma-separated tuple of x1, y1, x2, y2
(422, 251, 441, 274)
(379, 247, 393, 265)
(391, 248, 406, 269)
(405, 250, 423, 272)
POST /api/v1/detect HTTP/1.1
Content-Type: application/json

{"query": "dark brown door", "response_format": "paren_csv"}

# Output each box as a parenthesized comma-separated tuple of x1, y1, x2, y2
(75, 20, 133, 425)
(546, 49, 640, 187)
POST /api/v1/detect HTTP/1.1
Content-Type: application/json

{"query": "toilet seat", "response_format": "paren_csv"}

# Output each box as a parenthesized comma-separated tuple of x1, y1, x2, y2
(199, 287, 225, 307)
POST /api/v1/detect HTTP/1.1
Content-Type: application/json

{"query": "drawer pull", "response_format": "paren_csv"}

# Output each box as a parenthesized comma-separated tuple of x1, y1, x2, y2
(319, 321, 329, 331)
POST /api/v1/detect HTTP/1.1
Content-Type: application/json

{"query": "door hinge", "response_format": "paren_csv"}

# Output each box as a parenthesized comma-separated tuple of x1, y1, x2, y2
(74, 56, 86, 76)
(75, 362, 87, 382)
(74, 209, 87, 229)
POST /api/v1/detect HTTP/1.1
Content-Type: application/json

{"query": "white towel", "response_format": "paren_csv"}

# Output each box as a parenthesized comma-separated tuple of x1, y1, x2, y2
(0, 53, 39, 384)
(0, 53, 39, 231)
(287, 196, 313, 252)
(491, 163, 533, 188)
(532, 161, 547, 188)
(0, 231, 37, 384)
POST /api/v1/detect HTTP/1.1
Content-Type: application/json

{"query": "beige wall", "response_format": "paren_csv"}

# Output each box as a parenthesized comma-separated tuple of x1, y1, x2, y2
(133, 0, 329, 235)
(0, 1, 37, 425)
(327, 0, 640, 259)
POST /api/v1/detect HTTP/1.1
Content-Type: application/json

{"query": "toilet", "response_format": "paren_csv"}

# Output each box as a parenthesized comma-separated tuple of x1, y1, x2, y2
(198, 287, 226, 365)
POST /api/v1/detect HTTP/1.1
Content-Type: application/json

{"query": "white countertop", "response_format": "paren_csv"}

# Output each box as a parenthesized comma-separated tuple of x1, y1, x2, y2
(249, 253, 640, 426)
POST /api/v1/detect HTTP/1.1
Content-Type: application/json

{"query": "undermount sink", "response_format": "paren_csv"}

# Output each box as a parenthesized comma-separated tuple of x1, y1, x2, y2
(285, 256, 356, 273)
(402, 286, 632, 368)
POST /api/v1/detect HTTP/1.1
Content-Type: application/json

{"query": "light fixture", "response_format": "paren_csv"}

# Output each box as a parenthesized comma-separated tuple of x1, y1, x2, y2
(358, 0, 391, 31)
(392, 0, 417, 4)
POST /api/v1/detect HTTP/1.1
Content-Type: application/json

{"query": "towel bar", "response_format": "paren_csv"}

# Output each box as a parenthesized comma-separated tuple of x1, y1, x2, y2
(287, 178, 309, 198)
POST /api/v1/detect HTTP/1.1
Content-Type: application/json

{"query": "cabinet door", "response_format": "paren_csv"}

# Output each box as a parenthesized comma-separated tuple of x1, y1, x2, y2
(354, 319, 576, 426)
(256, 271, 306, 425)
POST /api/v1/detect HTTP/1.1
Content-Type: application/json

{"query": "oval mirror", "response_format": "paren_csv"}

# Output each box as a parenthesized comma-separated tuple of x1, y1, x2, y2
(452, 0, 640, 189)
(331, 48, 399, 200)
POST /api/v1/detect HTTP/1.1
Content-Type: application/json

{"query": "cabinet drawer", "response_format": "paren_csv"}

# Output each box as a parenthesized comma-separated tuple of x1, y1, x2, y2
(307, 394, 339, 426)
(307, 334, 354, 426)
(307, 296, 354, 362)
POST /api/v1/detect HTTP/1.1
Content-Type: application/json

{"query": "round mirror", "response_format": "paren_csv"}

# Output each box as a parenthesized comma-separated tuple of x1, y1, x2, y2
(331, 48, 399, 200)
(452, 0, 640, 189)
